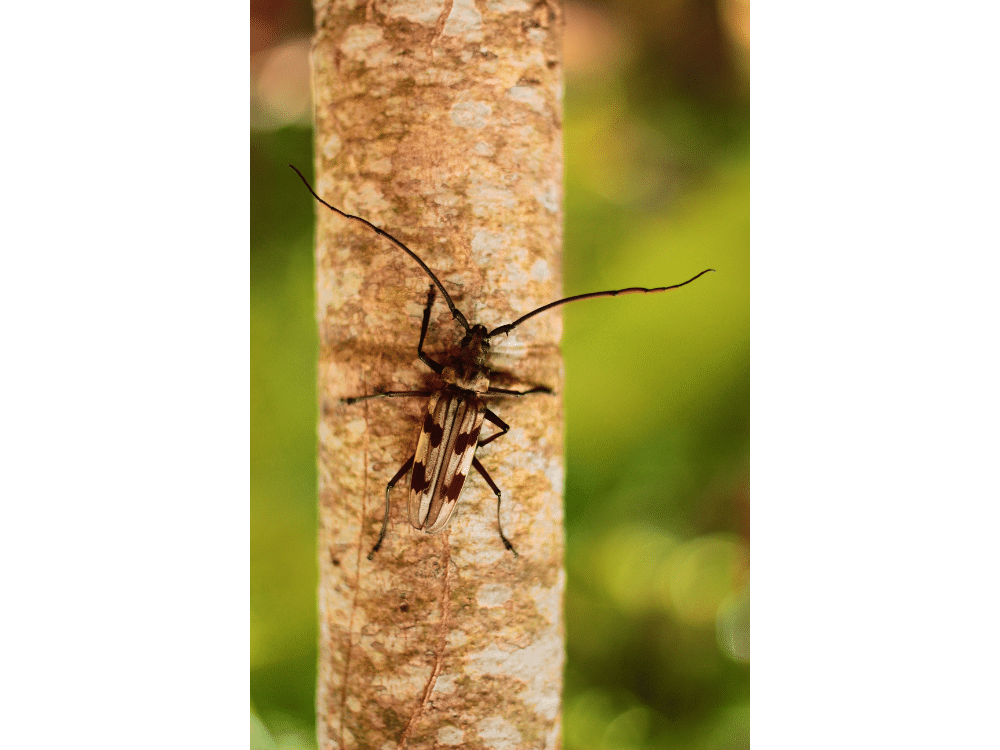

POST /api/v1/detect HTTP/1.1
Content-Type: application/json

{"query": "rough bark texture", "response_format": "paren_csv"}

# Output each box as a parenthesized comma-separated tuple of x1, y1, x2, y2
(313, 1, 564, 748)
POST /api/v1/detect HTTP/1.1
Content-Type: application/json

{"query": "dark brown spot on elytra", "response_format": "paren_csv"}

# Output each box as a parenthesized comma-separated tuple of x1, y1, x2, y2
(446, 473, 466, 501)
(429, 422, 445, 447)
(411, 462, 429, 492)
(454, 430, 475, 455)
(422, 412, 435, 433)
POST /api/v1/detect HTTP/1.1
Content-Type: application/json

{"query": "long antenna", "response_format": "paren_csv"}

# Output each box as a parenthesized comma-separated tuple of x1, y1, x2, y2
(289, 165, 470, 331)
(487, 269, 715, 338)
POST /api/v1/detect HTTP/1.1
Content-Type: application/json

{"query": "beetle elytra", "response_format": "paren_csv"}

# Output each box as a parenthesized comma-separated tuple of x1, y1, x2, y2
(292, 165, 713, 559)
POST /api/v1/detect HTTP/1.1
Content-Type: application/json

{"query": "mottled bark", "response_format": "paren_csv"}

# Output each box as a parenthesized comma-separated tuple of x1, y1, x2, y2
(312, 1, 565, 748)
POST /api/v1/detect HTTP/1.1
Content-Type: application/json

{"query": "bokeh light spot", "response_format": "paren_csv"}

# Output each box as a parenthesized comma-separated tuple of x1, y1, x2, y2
(717, 584, 750, 662)
(661, 533, 747, 626)
(564, 689, 619, 750)
(598, 524, 679, 614)
(253, 37, 312, 129)
(601, 706, 652, 750)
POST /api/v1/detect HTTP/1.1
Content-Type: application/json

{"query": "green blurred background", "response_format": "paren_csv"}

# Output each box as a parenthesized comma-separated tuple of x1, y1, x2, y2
(251, 1, 748, 747)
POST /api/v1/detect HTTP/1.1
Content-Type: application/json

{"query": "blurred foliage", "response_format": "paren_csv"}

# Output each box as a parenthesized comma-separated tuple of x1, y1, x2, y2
(251, 126, 318, 747)
(251, 1, 748, 747)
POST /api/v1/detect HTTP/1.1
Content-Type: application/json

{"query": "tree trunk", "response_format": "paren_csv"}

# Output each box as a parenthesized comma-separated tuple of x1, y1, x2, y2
(313, 1, 565, 748)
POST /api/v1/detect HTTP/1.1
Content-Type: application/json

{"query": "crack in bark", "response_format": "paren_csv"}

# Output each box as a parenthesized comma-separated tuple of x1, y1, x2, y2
(337, 385, 371, 749)
(430, 0, 455, 46)
(396, 534, 452, 748)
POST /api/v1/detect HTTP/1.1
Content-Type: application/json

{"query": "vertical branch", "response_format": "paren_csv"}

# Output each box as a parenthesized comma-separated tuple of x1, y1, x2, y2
(313, 1, 565, 749)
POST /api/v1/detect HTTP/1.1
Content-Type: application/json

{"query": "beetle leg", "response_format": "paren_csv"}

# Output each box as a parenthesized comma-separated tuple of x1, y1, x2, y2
(471, 457, 518, 557)
(343, 390, 432, 404)
(369, 454, 415, 560)
(477, 409, 509, 447)
(486, 385, 552, 396)
(417, 285, 444, 375)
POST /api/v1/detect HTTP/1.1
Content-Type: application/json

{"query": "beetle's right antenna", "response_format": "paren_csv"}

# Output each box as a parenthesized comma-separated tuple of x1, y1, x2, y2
(290, 164, 470, 332)
(487, 269, 715, 338)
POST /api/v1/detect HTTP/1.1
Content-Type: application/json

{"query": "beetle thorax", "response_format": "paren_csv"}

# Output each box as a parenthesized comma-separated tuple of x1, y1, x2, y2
(441, 358, 490, 393)
(442, 325, 491, 393)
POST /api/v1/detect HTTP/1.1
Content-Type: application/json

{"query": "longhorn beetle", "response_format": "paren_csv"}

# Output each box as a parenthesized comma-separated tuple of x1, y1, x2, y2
(291, 165, 713, 560)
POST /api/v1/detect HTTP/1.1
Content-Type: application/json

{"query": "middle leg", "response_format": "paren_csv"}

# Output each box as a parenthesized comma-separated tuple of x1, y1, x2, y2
(477, 408, 509, 448)
(487, 385, 552, 396)
(343, 391, 431, 405)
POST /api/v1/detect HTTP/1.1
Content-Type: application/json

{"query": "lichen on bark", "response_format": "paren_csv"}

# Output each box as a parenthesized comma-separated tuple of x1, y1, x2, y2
(313, 0, 564, 747)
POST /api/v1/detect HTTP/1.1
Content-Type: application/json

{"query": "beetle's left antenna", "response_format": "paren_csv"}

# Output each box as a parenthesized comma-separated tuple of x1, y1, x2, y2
(289, 164, 470, 331)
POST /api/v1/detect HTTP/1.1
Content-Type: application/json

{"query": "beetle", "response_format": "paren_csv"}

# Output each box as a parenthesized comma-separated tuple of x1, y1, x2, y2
(291, 165, 713, 559)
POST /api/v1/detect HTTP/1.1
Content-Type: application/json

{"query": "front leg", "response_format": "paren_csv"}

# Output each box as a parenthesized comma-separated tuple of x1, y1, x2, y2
(417, 285, 444, 375)
(345, 287, 444, 404)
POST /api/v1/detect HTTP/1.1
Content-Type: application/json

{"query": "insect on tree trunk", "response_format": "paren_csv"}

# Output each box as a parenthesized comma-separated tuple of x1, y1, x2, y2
(313, 1, 565, 748)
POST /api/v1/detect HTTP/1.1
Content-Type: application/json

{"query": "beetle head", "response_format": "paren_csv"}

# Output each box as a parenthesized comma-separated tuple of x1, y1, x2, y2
(458, 324, 490, 361)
